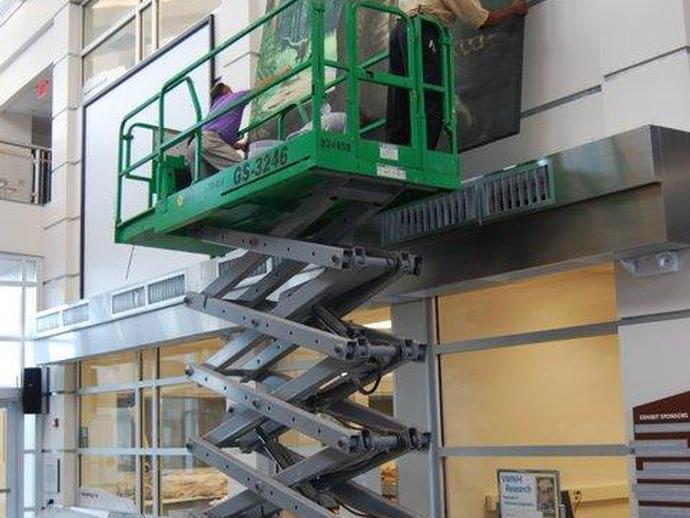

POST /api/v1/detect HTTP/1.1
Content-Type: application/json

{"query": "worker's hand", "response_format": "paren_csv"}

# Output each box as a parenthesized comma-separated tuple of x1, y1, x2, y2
(511, 0, 528, 16)
(233, 141, 248, 153)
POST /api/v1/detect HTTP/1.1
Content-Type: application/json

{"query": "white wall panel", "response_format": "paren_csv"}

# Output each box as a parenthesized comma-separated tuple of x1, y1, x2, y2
(0, 201, 43, 257)
(601, 0, 688, 75)
(0, 0, 62, 72)
(521, 0, 602, 111)
(461, 90, 605, 177)
(602, 51, 690, 136)
(83, 24, 213, 296)
(0, 27, 54, 109)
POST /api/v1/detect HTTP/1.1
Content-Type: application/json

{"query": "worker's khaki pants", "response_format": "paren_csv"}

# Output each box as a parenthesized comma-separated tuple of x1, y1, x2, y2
(186, 130, 243, 179)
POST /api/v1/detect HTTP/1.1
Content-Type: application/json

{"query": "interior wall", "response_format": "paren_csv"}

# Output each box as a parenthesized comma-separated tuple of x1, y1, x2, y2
(82, 24, 213, 296)
(460, 0, 690, 178)
(437, 264, 628, 518)
(614, 249, 690, 518)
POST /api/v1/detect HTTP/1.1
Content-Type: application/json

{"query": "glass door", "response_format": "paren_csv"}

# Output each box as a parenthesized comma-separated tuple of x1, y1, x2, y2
(0, 399, 21, 518)
(0, 406, 6, 517)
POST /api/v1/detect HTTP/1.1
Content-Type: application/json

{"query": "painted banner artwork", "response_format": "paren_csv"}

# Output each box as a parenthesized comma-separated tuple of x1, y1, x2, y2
(252, 0, 525, 152)
(251, 0, 344, 139)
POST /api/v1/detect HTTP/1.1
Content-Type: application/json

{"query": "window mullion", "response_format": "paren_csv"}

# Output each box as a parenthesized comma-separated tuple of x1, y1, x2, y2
(153, 347, 160, 515)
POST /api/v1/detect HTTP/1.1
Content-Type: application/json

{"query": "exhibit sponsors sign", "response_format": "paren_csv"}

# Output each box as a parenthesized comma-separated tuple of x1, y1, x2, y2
(632, 390, 690, 512)
(498, 470, 561, 518)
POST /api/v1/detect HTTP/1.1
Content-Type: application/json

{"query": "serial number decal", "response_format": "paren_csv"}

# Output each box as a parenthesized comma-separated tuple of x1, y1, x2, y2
(320, 137, 352, 153)
(377, 164, 407, 181)
(380, 143, 399, 161)
(232, 147, 288, 186)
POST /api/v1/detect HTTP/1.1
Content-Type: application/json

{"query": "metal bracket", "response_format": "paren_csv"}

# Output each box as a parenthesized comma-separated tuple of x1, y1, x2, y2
(620, 251, 680, 278)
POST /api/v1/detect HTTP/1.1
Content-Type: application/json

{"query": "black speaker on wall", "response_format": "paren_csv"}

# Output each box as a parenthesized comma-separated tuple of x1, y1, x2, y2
(22, 367, 43, 414)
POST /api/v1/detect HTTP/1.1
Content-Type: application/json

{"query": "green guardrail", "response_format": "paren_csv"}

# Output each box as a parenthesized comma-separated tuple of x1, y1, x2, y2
(116, 0, 458, 229)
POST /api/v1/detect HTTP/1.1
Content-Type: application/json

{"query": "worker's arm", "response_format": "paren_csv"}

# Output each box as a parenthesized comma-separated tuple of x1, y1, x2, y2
(482, 0, 528, 27)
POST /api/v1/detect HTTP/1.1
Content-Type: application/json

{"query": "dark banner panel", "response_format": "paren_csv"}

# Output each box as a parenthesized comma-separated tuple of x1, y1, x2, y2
(453, 0, 526, 151)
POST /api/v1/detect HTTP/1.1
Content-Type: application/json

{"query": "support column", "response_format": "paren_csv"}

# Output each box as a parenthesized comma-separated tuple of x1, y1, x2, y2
(44, 1, 82, 309)
(392, 299, 442, 517)
(41, 363, 78, 509)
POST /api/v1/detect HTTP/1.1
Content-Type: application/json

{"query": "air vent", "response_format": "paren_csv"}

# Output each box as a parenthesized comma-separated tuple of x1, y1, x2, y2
(36, 311, 62, 333)
(380, 186, 479, 246)
(218, 258, 270, 279)
(63, 303, 90, 327)
(482, 163, 553, 219)
(112, 286, 146, 314)
(148, 274, 186, 304)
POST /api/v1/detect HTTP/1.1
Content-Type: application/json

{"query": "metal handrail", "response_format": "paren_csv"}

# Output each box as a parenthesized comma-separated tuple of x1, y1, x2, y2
(0, 141, 51, 205)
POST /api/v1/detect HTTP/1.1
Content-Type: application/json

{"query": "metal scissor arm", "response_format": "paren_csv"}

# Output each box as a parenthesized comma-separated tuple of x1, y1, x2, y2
(179, 179, 429, 517)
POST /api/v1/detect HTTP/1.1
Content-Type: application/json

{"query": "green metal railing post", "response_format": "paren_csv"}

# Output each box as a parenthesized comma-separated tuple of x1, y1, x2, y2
(310, 0, 326, 139)
(411, 15, 426, 153)
(345, 2, 359, 141)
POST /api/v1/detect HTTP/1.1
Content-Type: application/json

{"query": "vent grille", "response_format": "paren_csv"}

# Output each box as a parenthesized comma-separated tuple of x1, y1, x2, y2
(62, 303, 90, 326)
(148, 274, 186, 304)
(218, 258, 270, 279)
(36, 312, 62, 333)
(380, 186, 478, 246)
(379, 162, 555, 247)
(112, 286, 146, 314)
(482, 164, 552, 219)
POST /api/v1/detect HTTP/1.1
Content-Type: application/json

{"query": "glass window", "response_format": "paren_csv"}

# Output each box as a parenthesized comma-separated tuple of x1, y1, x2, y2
(24, 286, 36, 336)
(24, 414, 36, 449)
(0, 341, 21, 387)
(24, 261, 37, 283)
(142, 387, 153, 448)
(438, 264, 617, 343)
(80, 352, 137, 388)
(141, 4, 153, 59)
(0, 286, 22, 336)
(83, 0, 137, 47)
(23, 453, 35, 508)
(0, 408, 6, 490)
(79, 455, 136, 510)
(159, 338, 224, 379)
(440, 335, 626, 448)
(160, 456, 230, 515)
(443, 457, 630, 518)
(159, 384, 225, 448)
(0, 258, 22, 282)
(159, 0, 221, 48)
(142, 455, 154, 515)
(141, 349, 154, 380)
(84, 19, 136, 86)
(348, 306, 392, 331)
(79, 391, 136, 449)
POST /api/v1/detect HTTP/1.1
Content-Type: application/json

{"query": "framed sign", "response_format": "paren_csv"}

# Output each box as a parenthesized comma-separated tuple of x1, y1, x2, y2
(498, 469, 562, 518)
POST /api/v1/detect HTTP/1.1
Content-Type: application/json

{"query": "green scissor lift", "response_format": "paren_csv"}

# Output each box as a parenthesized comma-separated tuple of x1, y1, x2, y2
(116, 1, 460, 517)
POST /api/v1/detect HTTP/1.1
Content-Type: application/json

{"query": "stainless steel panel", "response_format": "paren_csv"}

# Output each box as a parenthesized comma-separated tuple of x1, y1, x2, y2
(379, 126, 690, 300)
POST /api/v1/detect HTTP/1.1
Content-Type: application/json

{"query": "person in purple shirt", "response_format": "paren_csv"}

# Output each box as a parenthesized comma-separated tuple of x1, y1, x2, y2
(186, 82, 251, 178)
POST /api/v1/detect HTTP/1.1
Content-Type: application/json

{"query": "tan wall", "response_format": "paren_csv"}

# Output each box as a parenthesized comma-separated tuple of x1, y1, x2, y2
(437, 264, 628, 518)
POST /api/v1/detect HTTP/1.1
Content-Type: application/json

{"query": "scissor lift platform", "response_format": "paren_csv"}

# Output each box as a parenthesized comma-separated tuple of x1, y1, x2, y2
(117, 130, 459, 256)
(113, 1, 460, 516)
